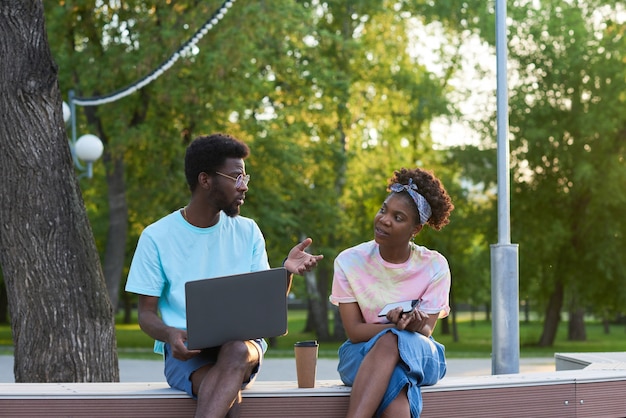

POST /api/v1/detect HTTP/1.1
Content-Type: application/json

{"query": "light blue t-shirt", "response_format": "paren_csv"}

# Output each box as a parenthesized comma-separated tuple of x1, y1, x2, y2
(125, 209, 270, 353)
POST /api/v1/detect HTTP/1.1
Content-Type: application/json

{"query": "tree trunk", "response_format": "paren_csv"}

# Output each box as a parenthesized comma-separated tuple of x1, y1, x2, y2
(440, 288, 453, 336)
(568, 308, 586, 341)
(304, 267, 329, 340)
(0, 1, 119, 382)
(538, 280, 564, 347)
(523, 298, 530, 323)
(450, 290, 458, 342)
(451, 313, 459, 343)
(83, 106, 132, 315)
(123, 292, 133, 325)
(331, 304, 346, 341)
(439, 316, 450, 335)
(102, 152, 128, 313)
(0, 279, 8, 324)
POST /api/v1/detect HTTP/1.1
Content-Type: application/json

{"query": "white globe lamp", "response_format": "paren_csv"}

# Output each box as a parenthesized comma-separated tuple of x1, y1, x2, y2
(75, 134, 104, 162)
(65, 91, 104, 179)
(62, 101, 71, 123)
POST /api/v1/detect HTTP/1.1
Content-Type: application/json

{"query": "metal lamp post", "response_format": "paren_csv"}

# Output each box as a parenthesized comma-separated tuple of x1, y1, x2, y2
(491, 0, 520, 375)
(62, 90, 103, 179)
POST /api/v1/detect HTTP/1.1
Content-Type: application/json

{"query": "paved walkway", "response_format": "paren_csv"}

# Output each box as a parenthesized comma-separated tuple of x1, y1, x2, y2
(0, 355, 555, 383)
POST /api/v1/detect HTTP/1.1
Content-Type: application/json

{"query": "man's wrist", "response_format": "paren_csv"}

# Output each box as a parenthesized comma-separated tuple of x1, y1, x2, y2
(282, 257, 294, 275)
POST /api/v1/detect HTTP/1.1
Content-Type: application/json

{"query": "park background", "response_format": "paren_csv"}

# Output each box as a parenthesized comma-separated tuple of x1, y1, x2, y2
(0, 1, 625, 382)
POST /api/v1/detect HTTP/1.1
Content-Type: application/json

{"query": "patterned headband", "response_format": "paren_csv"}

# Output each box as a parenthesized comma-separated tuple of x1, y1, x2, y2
(389, 178, 432, 225)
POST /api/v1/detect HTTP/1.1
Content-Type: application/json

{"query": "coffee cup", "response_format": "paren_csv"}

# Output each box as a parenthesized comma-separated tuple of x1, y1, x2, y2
(294, 340, 318, 388)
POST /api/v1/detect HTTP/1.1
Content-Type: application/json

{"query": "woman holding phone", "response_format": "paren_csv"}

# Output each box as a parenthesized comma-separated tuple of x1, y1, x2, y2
(330, 167, 454, 417)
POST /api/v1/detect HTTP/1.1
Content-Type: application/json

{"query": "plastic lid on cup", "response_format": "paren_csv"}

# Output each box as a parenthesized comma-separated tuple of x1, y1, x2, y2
(294, 340, 318, 347)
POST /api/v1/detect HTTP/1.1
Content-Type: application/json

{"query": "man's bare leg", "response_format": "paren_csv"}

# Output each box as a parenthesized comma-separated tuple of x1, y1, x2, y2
(192, 341, 260, 418)
(225, 391, 242, 418)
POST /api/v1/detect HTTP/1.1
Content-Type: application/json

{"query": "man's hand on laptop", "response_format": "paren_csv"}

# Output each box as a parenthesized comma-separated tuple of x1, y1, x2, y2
(284, 237, 324, 275)
(168, 328, 201, 360)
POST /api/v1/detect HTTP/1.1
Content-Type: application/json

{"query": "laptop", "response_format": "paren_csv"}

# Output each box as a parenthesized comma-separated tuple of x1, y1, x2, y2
(185, 267, 289, 350)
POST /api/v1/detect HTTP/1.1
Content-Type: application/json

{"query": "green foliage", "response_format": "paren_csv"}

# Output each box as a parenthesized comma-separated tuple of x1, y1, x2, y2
(452, 0, 626, 343)
(39, 0, 626, 349)
(40, 0, 490, 325)
(505, 1, 626, 318)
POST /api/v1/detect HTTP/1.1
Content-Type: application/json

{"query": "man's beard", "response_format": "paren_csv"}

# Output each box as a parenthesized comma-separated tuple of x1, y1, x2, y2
(212, 189, 242, 217)
(223, 204, 240, 217)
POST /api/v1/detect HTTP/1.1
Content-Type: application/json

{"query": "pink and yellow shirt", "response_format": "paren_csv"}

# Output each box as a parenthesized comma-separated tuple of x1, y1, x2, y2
(330, 240, 450, 324)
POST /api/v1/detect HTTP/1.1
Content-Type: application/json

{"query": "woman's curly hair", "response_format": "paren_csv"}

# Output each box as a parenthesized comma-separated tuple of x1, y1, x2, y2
(387, 167, 454, 230)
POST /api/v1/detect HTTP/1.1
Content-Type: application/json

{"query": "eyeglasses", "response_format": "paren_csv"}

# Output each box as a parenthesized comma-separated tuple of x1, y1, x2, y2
(215, 171, 250, 188)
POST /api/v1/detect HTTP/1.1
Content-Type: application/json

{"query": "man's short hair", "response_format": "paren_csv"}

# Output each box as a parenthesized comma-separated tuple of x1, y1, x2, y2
(184, 133, 250, 191)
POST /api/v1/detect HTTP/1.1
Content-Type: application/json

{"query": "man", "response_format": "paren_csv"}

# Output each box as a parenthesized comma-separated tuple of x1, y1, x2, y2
(125, 133, 322, 418)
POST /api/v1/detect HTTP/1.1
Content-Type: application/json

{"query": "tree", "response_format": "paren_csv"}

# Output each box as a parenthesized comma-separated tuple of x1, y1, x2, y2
(0, 1, 118, 382)
(41, 0, 475, 346)
(45, 0, 211, 313)
(458, 0, 626, 345)
(503, 0, 626, 346)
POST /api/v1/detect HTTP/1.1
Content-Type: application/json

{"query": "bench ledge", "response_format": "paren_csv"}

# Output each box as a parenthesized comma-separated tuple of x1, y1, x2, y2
(3, 368, 626, 400)
(431, 368, 626, 391)
(0, 381, 348, 400)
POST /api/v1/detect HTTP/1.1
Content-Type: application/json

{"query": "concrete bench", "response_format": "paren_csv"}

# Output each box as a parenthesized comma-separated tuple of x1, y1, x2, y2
(2, 368, 626, 417)
(555, 351, 626, 371)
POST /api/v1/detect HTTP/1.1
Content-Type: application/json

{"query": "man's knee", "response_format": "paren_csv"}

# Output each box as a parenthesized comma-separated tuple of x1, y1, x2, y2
(219, 341, 258, 371)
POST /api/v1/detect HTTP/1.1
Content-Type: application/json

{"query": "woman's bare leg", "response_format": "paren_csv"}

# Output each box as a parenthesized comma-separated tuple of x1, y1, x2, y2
(380, 387, 410, 418)
(346, 332, 399, 418)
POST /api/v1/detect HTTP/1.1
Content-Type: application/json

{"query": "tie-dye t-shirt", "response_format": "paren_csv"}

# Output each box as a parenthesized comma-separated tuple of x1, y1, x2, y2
(330, 240, 450, 324)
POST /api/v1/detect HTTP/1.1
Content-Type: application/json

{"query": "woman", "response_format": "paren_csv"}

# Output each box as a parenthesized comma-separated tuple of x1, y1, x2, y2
(330, 167, 454, 417)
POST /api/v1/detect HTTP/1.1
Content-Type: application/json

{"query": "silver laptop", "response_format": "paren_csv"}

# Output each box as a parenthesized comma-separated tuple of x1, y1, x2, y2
(185, 268, 289, 350)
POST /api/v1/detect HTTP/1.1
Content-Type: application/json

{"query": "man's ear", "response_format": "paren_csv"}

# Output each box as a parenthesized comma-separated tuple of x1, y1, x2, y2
(198, 172, 212, 190)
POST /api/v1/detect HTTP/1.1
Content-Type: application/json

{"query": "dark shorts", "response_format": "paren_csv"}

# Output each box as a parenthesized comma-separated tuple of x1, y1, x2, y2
(164, 339, 265, 397)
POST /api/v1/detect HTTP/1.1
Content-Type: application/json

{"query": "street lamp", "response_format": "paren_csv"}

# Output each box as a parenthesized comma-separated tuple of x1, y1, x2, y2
(63, 90, 103, 179)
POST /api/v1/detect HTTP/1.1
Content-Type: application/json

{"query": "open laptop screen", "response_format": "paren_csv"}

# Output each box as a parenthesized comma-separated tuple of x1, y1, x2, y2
(185, 268, 288, 350)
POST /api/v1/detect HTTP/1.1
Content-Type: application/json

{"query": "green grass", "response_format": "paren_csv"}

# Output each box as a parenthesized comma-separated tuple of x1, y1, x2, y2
(433, 319, 626, 358)
(2, 310, 626, 360)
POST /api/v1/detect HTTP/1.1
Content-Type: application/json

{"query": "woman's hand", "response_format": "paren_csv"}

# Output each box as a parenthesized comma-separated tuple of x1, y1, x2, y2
(387, 307, 431, 334)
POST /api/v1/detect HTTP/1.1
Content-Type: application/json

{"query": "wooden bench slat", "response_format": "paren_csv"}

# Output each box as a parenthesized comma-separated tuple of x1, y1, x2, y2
(2, 370, 626, 417)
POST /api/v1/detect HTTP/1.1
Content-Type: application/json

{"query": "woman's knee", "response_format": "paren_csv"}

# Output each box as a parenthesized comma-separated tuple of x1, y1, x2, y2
(373, 331, 399, 353)
(365, 332, 400, 365)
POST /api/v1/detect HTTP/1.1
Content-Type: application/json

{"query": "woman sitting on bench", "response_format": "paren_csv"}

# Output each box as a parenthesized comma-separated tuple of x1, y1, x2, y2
(330, 167, 454, 417)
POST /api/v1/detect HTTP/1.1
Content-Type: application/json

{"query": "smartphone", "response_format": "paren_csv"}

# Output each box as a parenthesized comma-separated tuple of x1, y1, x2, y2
(377, 299, 421, 317)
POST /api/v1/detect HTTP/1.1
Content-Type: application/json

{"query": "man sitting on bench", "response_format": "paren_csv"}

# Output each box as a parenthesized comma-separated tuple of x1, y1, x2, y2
(126, 133, 322, 418)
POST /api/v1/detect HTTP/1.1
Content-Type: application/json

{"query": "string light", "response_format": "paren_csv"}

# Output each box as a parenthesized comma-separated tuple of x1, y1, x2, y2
(73, 0, 236, 107)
